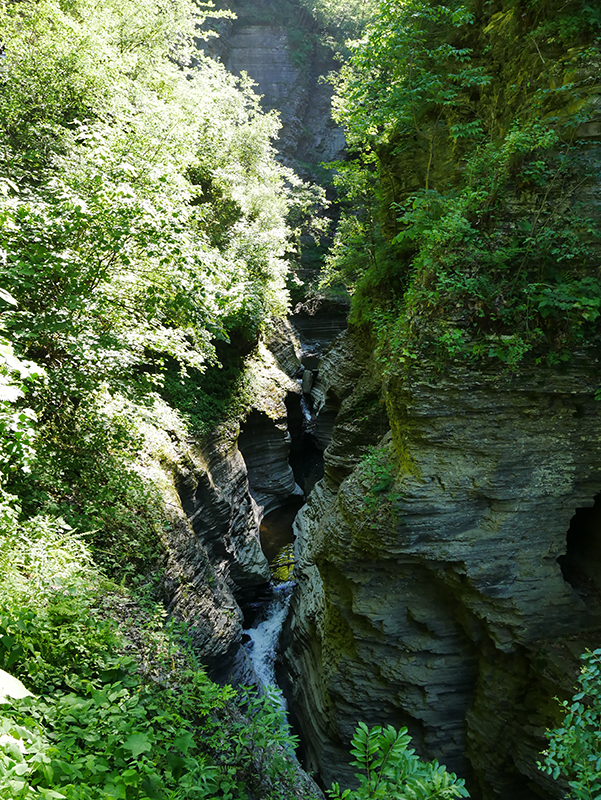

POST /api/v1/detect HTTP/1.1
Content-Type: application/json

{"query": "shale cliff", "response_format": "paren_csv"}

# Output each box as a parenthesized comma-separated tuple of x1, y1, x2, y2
(206, 0, 345, 171)
(156, 339, 303, 683)
(158, 313, 346, 685)
(282, 332, 601, 800)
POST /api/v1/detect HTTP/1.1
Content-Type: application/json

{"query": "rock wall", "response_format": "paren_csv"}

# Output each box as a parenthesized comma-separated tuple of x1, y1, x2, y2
(160, 433, 267, 685)
(282, 332, 601, 799)
(157, 337, 304, 684)
(238, 341, 305, 515)
(204, 2, 346, 169)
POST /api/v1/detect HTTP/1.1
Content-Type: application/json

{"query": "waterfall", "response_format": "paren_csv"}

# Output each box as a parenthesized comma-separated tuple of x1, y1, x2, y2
(244, 582, 294, 706)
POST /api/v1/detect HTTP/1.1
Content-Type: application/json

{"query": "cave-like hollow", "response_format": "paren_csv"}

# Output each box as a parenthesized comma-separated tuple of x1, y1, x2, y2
(558, 493, 601, 601)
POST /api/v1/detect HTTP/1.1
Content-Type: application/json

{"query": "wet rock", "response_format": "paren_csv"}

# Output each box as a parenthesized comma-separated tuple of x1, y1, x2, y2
(158, 338, 303, 682)
(302, 369, 314, 394)
(238, 342, 304, 515)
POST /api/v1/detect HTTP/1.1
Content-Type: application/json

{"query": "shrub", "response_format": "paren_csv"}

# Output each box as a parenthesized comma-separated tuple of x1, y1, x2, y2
(328, 722, 469, 800)
(539, 648, 601, 800)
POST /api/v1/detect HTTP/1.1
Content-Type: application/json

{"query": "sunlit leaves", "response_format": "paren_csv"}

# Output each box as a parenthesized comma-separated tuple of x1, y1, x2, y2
(332, 0, 488, 152)
(0, 0, 298, 401)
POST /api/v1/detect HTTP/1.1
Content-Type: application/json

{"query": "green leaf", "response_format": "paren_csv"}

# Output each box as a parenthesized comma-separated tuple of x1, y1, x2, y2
(173, 730, 195, 754)
(123, 732, 152, 758)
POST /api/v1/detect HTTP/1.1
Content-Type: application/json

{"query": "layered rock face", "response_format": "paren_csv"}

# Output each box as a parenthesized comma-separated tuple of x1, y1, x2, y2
(238, 339, 306, 512)
(158, 340, 304, 683)
(160, 433, 268, 685)
(282, 334, 601, 799)
(206, 3, 346, 168)
(238, 407, 303, 515)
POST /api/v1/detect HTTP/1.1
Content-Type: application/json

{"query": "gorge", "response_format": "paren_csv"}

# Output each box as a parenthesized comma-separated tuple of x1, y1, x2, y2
(174, 2, 601, 798)
(1, 0, 601, 799)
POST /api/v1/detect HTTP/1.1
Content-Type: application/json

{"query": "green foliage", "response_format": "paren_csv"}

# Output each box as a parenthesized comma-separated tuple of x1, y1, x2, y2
(7, 391, 166, 582)
(0, 671, 218, 799)
(0, 309, 45, 526)
(0, 0, 316, 583)
(227, 686, 300, 792)
(0, 515, 308, 800)
(359, 445, 398, 506)
(331, 0, 489, 164)
(539, 648, 601, 800)
(320, 159, 381, 295)
(328, 722, 469, 799)
(298, 0, 378, 55)
(384, 119, 601, 365)
(0, 0, 300, 398)
(0, 338, 42, 479)
(0, 676, 300, 800)
(0, 514, 120, 693)
(326, 0, 601, 370)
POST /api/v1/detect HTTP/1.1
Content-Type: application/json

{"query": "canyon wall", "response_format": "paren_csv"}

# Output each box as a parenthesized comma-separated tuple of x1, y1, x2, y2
(156, 337, 303, 683)
(155, 0, 348, 686)
(156, 311, 344, 684)
(204, 1, 345, 170)
(282, 332, 601, 800)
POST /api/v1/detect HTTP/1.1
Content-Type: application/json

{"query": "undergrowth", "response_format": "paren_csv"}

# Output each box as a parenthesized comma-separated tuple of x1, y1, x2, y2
(0, 517, 302, 800)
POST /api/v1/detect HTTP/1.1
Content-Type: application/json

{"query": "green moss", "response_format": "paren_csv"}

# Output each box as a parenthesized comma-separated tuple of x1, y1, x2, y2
(384, 383, 421, 482)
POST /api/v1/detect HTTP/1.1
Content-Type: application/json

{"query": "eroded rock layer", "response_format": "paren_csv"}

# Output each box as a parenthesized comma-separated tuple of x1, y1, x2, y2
(204, 5, 345, 168)
(282, 333, 601, 799)
(157, 339, 304, 684)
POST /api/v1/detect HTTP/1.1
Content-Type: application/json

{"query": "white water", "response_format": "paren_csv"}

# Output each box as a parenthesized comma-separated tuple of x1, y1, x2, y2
(300, 393, 313, 423)
(245, 582, 294, 707)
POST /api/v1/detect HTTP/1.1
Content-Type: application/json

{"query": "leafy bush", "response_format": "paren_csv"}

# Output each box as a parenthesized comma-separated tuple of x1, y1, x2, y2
(328, 722, 469, 800)
(0, 515, 118, 691)
(298, 0, 378, 55)
(0, 0, 302, 422)
(539, 648, 601, 800)
(0, 676, 302, 800)
(0, 321, 44, 526)
(0, 515, 307, 800)
(0, 0, 320, 587)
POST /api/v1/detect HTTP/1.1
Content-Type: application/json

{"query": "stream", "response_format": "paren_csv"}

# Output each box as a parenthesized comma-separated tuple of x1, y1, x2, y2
(243, 500, 302, 706)
(244, 581, 295, 707)
(242, 360, 325, 705)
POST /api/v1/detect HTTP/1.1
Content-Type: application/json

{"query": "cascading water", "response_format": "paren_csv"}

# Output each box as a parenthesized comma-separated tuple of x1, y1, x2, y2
(244, 582, 295, 708)
(242, 323, 340, 710)
(242, 372, 320, 706)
